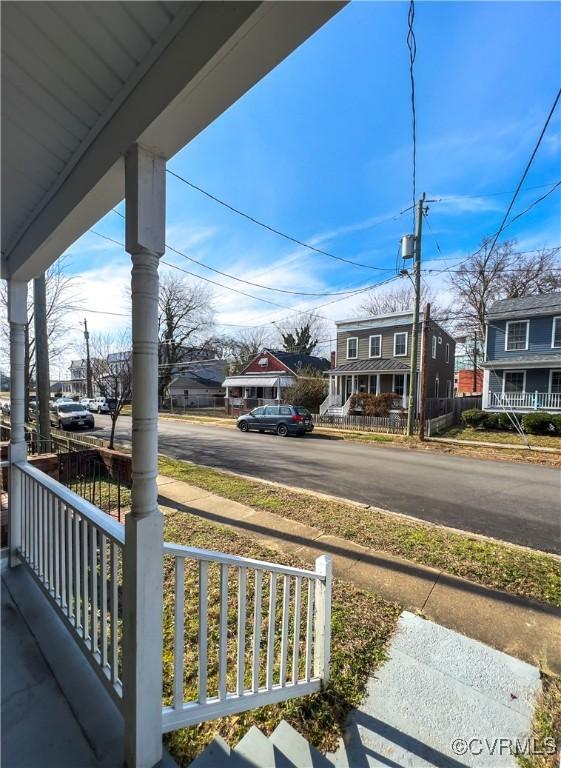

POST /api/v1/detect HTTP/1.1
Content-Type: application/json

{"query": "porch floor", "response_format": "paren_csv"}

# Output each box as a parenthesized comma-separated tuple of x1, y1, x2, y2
(1, 561, 124, 768)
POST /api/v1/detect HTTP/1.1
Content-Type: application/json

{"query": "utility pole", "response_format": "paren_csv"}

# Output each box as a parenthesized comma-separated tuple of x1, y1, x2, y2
(83, 318, 93, 398)
(418, 302, 430, 440)
(472, 330, 478, 394)
(33, 273, 51, 452)
(406, 192, 425, 436)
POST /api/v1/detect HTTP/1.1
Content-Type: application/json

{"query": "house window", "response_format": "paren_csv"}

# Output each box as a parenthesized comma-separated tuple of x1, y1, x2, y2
(431, 336, 437, 359)
(550, 371, 561, 394)
(505, 320, 529, 351)
(392, 374, 405, 396)
(394, 332, 407, 357)
(369, 335, 381, 358)
(347, 337, 358, 359)
(503, 371, 525, 393)
(446, 380, 452, 398)
(552, 318, 561, 348)
(434, 377, 439, 397)
(445, 343, 450, 363)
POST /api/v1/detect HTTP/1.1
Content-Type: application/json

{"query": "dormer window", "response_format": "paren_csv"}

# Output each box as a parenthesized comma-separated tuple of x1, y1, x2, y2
(258, 357, 269, 367)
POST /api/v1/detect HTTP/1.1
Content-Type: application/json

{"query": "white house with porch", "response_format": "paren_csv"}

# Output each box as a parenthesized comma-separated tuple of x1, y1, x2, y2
(1, 3, 343, 766)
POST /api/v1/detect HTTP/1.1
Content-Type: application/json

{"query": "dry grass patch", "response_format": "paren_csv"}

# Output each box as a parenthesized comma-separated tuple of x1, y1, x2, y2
(161, 509, 400, 766)
(159, 457, 561, 608)
(518, 676, 561, 768)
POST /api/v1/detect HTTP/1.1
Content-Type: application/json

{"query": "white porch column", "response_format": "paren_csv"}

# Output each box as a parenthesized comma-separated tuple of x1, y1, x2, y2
(376, 374, 381, 395)
(122, 145, 165, 768)
(403, 373, 408, 410)
(8, 280, 28, 568)
(482, 369, 490, 409)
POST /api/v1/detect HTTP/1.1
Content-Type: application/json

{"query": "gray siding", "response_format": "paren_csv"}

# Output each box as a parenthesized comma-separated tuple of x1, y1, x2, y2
(487, 315, 561, 360)
(335, 318, 456, 398)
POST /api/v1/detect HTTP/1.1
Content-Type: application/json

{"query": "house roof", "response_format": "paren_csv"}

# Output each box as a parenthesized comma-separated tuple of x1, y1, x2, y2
(487, 293, 561, 320)
(264, 350, 330, 374)
(171, 372, 224, 389)
(329, 359, 410, 374)
(481, 355, 561, 369)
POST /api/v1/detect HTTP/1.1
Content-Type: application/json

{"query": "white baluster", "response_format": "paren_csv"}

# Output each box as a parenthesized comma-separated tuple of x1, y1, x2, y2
(237, 567, 247, 696)
(82, 521, 89, 643)
(266, 573, 277, 690)
(279, 576, 290, 686)
(292, 577, 302, 684)
(198, 560, 208, 704)
(173, 557, 185, 709)
(110, 542, 119, 683)
(101, 534, 108, 669)
(91, 527, 98, 654)
(218, 564, 228, 700)
(252, 570, 262, 693)
(305, 579, 314, 682)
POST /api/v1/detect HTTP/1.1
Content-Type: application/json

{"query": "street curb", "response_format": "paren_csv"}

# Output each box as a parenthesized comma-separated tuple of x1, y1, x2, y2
(427, 436, 561, 454)
(158, 458, 561, 560)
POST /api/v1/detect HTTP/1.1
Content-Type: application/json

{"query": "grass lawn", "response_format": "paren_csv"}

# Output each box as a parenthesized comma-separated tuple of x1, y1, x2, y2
(161, 508, 400, 765)
(159, 457, 561, 608)
(442, 426, 561, 450)
(518, 676, 561, 768)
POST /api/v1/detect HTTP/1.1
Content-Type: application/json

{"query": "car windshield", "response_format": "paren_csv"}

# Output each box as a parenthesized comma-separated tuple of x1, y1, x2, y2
(294, 407, 310, 415)
(58, 404, 84, 413)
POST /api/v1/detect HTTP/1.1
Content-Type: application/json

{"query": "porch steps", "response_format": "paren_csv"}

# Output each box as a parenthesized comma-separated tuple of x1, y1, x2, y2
(189, 721, 333, 768)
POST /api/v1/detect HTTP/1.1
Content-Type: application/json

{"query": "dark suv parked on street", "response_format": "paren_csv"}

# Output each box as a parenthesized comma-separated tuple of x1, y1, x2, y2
(237, 405, 314, 437)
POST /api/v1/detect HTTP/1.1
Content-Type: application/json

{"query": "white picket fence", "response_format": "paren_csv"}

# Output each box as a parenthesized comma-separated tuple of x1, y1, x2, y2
(313, 413, 415, 434)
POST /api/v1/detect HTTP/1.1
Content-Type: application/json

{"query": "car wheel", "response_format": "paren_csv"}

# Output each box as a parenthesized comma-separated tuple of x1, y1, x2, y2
(239, 421, 249, 433)
(277, 423, 289, 437)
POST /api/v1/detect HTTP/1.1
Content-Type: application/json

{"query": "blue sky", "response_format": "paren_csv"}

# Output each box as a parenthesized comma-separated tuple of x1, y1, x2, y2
(63, 0, 561, 365)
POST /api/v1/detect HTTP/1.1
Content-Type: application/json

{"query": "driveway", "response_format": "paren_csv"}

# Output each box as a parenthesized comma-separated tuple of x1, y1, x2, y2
(91, 414, 560, 554)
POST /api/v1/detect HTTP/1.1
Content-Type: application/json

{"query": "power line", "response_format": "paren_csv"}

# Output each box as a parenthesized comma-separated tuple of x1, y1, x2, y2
(110, 210, 378, 298)
(406, 0, 417, 224)
(166, 168, 412, 272)
(436, 178, 561, 201)
(482, 87, 561, 263)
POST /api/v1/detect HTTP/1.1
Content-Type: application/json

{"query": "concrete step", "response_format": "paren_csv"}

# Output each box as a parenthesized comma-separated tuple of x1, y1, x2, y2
(189, 721, 333, 767)
(270, 721, 333, 768)
(234, 725, 297, 768)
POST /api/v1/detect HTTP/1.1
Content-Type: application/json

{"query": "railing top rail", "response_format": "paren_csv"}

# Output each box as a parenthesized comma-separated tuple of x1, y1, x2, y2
(163, 541, 322, 580)
(14, 461, 125, 545)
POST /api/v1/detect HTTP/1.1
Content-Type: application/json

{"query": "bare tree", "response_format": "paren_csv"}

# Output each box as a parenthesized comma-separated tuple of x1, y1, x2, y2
(360, 283, 448, 320)
(274, 313, 329, 356)
(90, 333, 132, 450)
(224, 327, 275, 374)
(447, 240, 561, 338)
(0, 255, 80, 416)
(157, 273, 215, 402)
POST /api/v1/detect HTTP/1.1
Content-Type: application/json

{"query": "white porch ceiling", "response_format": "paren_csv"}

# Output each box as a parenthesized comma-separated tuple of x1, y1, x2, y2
(1, 1, 345, 281)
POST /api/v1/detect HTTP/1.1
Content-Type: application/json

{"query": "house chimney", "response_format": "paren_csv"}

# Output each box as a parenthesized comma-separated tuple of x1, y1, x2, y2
(330, 350, 336, 368)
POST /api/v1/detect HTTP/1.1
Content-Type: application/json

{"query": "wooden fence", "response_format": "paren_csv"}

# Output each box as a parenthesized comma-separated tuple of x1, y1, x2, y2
(313, 413, 417, 434)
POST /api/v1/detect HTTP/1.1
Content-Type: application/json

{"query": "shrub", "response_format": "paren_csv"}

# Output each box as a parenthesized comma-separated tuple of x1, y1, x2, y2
(522, 412, 556, 435)
(483, 412, 499, 430)
(461, 409, 488, 428)
(283, 371, 327, 413)
(349, 392, 403, 416)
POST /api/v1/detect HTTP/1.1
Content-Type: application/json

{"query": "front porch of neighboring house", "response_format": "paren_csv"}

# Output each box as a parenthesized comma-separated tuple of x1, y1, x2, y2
(223, 375, 295, 415)
(1, 3, 342, 765)
(321, 370, 413, 415)
(482, 366, 561, 412)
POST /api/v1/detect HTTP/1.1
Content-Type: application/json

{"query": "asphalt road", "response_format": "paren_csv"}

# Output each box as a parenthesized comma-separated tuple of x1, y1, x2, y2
(90, 414, 560, 554)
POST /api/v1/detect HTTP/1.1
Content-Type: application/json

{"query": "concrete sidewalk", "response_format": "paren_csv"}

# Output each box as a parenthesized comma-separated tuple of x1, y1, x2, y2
(157, 475, 561, 676)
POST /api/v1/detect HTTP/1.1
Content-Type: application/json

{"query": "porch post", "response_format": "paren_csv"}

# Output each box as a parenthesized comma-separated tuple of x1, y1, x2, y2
(8, 280, 28, 568)
(122, 145, 165, 768)
(377, 374, 381, 395)
(403, 373, 409, 410)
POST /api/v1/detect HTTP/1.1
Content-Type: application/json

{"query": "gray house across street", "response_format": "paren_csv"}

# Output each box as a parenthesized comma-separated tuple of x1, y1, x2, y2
(323, 311, 456, 415)
(482, 293, 561, 412)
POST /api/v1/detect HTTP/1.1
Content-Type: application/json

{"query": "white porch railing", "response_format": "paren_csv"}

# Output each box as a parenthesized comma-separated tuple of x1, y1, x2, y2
(12, 461, 333, 738)
(14, 461, 124, 708)
(161, 543, 332, 733)
(319, 392, 342, 415)
(488, 391, 561, 410)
